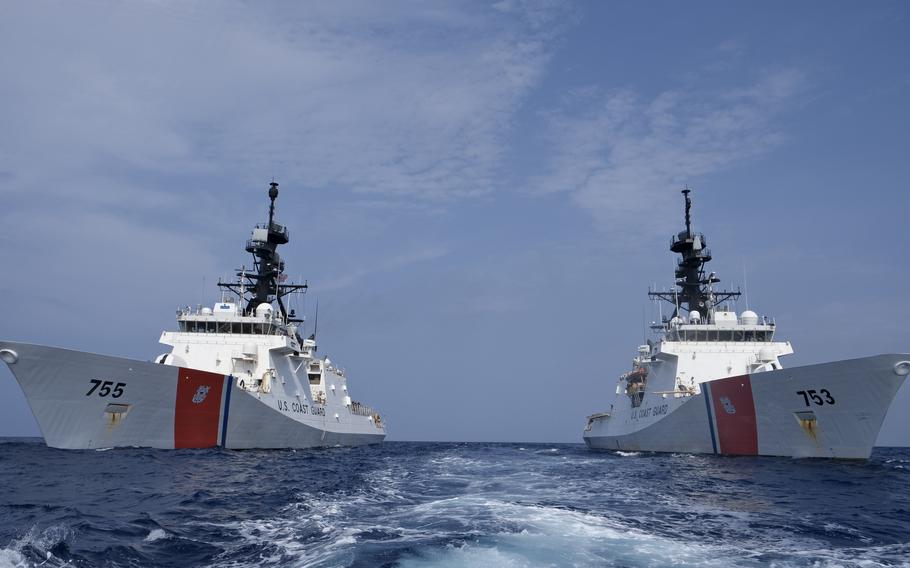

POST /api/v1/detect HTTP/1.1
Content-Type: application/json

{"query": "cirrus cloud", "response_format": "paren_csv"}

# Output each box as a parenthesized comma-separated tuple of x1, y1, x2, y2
(528, 69, 806, 231)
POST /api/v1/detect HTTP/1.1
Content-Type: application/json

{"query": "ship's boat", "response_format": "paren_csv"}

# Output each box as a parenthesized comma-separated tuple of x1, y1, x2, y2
(583, 189, 908, 459)
(0, 182, 385, 449)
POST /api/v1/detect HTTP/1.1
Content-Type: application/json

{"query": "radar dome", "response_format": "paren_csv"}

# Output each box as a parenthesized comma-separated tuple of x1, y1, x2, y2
(255, 303, 274, 317)
(740, 310, 759, 325)
(689, 310, 701, 323)
(200, 307, 213, 316)
(669, 317, 682, 327)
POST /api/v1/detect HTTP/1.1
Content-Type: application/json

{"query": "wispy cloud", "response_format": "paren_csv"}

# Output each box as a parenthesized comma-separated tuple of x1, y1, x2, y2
(528, 69, 806, 231)
(0, 0, 568, 344)
(317, 245, 449, 291)
(0, 0, 566, 204)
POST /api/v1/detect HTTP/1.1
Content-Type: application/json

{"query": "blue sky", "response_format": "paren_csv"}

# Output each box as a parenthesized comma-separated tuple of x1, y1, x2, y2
(1, 1, 908, 444)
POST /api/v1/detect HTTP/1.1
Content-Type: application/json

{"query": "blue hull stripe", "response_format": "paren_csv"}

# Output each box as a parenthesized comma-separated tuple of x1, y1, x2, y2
(220, 376, 233, 448)
(703, 382, 718, 454)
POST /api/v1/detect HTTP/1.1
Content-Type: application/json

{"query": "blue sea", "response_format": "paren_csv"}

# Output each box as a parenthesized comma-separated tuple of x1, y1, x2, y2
(0, 439, 908, 567)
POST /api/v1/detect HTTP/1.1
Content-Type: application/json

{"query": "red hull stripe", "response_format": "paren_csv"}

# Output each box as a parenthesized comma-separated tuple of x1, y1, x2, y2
(709, 374, 758, 455)
(174, 368, 226, 449)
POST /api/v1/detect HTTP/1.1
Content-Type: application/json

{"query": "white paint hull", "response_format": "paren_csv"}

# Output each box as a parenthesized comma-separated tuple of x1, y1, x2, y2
(584, 355, 908, 459)
(0, 341, 385, 450)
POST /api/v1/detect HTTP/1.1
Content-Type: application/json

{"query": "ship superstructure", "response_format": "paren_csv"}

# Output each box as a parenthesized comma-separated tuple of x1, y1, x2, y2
(1, 183, 385, 449)
(583, 190, 908, 458)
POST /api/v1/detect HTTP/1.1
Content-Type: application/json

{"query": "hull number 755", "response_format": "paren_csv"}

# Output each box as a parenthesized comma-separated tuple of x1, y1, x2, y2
(86, 379, 126, 398)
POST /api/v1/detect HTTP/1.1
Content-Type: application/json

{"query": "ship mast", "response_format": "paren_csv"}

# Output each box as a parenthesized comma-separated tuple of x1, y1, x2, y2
(218, 182, 307, 321)
(648, 189, 740, 322)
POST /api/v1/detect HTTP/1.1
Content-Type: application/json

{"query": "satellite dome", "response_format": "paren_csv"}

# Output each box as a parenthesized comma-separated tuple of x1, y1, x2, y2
(255, 303, 274, 317)
(740, 310, 759, 325)
(689, 310, 701, 323)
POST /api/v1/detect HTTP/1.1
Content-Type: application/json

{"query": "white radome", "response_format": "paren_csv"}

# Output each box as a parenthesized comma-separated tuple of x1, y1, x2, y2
(740, 310, 759, 325)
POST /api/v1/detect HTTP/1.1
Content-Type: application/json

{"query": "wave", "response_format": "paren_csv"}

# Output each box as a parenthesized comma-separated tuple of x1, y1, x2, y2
(144, 529, 169, 543)
(0, 525, 73, 568)
(198, 485, 910, 568)
(0, 443, 907, 567)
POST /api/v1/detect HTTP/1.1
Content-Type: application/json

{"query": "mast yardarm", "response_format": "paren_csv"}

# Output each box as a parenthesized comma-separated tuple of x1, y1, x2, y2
(648, 189, 741, 321)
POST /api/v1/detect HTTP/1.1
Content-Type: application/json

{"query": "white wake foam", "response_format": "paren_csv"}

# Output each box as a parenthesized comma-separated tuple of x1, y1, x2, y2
(194, 447, 910, 568)
(0, 525, 72, 568)
(144, 529, 169, 542)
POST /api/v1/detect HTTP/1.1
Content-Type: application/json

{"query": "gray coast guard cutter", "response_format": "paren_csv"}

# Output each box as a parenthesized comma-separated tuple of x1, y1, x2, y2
(583, 190, 908, 458)
(1, 183, 385, 449)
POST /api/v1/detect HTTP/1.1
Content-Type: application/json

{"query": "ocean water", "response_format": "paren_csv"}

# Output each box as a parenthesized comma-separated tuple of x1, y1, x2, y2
(0, 440, 907, 568)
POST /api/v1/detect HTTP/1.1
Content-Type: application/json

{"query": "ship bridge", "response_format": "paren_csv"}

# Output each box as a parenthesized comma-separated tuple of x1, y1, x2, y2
(662, 309, 776, 343)
(174, 301, 293, 337)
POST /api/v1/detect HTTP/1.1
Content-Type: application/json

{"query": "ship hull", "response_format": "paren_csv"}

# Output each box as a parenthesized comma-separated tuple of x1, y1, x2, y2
(584, 355, 908, 459)
(0, 341, 385, 450)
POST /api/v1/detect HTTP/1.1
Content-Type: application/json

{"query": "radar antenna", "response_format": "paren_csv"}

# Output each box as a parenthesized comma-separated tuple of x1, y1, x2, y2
(648, 188, 741, 322)
(682, 186, 692, 237)
(217, 182, 308, 320)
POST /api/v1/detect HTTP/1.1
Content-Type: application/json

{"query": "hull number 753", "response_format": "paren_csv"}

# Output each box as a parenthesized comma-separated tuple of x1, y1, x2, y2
(796, 389, 834, 407)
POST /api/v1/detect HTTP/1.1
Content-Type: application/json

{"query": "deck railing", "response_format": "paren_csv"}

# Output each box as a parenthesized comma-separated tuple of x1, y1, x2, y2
(350, 401, 377, 417)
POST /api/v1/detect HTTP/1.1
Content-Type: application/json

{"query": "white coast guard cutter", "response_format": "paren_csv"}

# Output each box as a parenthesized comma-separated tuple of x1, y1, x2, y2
(583, 190, 908, 459)
(0, 182, 385, 449)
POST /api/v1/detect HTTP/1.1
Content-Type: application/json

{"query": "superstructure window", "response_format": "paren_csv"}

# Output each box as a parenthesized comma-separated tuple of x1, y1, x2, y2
(671, 328, 773, 342)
